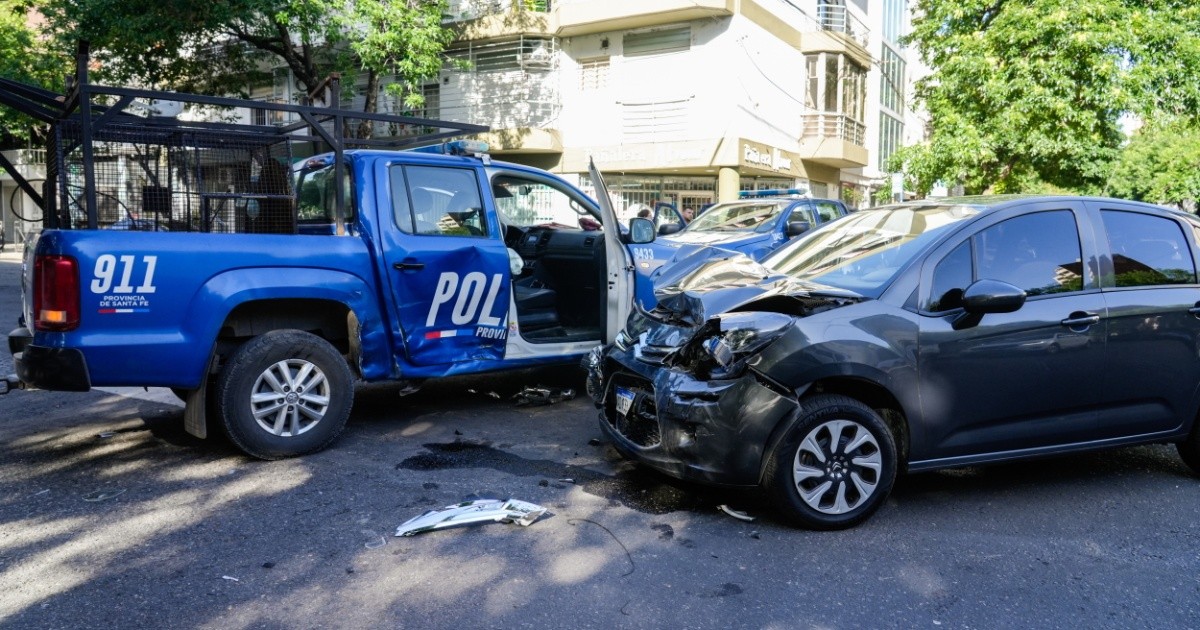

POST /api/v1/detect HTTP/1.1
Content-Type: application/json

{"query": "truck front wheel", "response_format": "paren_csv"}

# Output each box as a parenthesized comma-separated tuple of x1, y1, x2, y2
(215, 330, 354, 459)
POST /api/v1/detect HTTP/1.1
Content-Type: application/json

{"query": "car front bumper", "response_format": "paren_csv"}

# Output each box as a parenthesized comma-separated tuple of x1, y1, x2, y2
(589, 344, 799, 487)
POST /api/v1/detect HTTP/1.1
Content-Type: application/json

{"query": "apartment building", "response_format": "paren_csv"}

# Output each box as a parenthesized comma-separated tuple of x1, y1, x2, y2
(412, 0, 912, 213)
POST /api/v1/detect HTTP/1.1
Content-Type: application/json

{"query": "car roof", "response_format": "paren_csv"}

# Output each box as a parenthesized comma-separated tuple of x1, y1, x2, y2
(879, 195, 1179, 217)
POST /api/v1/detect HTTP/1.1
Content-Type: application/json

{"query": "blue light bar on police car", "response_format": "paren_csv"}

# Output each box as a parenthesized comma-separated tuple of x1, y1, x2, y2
(410, 140, 490, 156)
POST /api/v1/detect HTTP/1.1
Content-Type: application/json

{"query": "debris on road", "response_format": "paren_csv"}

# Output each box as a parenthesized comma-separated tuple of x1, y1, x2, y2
(221, 575, 240, 582)
(513, 385, 575, 406)
(569, 518, 635, 577)
(587, 438, 602, 446)
(83, 488, 126, 502)
(717, 505, 756, 522)
(395, 499, 547, 537)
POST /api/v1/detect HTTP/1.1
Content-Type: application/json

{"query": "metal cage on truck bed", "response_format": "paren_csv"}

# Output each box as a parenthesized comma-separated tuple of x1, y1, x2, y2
(0, 42, 489, 236)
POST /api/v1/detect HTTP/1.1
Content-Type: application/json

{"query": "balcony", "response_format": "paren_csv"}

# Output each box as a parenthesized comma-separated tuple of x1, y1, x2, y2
(554, 0, 733, 37)
(815, 1, 868, 48)
(447, 0, 555, 39)
(800, 113, 868, 168)
(446, 0, 551, 22)
(760, 0, 870, 68)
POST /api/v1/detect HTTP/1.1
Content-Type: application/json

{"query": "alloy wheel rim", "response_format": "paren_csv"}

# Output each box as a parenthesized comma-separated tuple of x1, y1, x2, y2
(250, 359, 331, 437)
(792, 419, 883, 515)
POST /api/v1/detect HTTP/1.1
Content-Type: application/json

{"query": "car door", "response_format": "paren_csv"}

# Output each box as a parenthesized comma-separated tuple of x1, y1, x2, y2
(916, 202, 1110, 460)
(377, 161, 510, 367)
(1088, 201, 1200, 435)
(589, 160, 636, 343)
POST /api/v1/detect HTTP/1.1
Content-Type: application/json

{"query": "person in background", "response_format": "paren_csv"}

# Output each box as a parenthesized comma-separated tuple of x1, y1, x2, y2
(682, 207, 694, 223)
(637, 208, 651, 219)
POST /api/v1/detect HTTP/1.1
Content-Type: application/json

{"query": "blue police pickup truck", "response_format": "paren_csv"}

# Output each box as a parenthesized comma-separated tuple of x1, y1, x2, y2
(1, 69, 656, 459)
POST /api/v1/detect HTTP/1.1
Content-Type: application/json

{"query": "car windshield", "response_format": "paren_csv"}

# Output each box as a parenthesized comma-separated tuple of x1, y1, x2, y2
(491, 175, 600, 230)
(763, 203, 981, 295)
(685, 201, 787, 233)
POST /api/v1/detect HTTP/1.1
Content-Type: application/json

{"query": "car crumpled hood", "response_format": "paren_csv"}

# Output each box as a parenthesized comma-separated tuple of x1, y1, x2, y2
(635, 249, 862, 334)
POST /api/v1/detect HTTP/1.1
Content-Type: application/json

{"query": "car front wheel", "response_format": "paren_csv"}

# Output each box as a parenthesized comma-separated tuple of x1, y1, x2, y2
(1176, 421, 1200, 476)
(762, 394, 898, 530)
(216, 330, 354, 460)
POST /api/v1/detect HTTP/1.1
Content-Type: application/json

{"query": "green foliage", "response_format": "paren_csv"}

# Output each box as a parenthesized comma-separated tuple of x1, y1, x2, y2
(39, 0, 457, 119)
(1107, 120, 1200, 208)
(899, 0, 1200, 196)
(344, 0, 451, 110)
(0, 1, 68, 146)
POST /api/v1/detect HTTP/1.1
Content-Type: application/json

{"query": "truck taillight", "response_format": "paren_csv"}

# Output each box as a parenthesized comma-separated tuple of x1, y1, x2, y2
(34, 255, 80, 332)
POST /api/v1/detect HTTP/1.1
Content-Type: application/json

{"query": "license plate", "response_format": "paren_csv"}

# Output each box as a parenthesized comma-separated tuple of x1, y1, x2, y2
(615, 387, 635, 416)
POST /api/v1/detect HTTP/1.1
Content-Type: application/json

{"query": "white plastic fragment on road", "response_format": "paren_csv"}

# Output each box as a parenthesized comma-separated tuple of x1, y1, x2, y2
(395, 499, 547, 537)
(221, 576, 240, 582)
(717, 505, 756, 522)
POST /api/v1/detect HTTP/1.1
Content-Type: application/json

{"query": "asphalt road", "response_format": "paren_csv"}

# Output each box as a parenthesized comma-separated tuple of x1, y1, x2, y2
(1, 251, 1198, 629)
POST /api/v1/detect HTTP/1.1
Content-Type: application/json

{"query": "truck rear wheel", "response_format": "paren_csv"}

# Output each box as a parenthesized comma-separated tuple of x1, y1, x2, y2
(215, 330, 354, 460)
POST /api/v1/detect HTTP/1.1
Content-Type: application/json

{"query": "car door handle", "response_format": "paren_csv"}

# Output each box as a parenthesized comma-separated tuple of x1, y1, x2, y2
(393, 261, 425, 271)
(1061, 313, 1100, 327)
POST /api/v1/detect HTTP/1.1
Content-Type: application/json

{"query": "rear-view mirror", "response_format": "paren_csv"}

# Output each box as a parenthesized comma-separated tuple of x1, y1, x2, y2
(786, 220, 811, 237)
(629, 217, 656, 244)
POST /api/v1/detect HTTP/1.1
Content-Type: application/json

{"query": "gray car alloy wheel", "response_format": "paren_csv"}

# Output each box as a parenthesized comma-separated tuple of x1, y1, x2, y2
(250, 358, 331, 437)
(792, 419, 883, 515)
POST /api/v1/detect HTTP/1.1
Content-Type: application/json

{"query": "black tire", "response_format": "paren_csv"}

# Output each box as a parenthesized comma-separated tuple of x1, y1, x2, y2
(762, 394, 898, 530)
(215, 330, 354, 460)
(1177, 424, 1200, 475)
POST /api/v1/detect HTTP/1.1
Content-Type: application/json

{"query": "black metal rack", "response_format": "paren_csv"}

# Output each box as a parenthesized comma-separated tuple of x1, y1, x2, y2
(0, 42, 489, 235)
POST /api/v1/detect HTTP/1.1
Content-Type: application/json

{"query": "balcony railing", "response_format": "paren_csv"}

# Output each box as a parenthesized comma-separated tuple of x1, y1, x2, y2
(802, 112, 865, 146)
(446, 0, 551, 21)
(815, 1, 869, 48)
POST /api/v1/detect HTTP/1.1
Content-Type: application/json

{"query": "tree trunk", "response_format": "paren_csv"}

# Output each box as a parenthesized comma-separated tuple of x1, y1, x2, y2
(357, 69, 380, 140)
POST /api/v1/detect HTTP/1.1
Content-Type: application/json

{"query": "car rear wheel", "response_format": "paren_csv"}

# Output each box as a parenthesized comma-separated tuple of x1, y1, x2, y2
(215, 330, 354, 460)
(762, 394, 897, 530)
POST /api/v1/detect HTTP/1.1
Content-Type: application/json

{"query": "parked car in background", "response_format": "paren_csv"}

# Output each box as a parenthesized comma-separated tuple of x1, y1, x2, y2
(629, 190, 849, 279)
(588, 195, 1200, 529)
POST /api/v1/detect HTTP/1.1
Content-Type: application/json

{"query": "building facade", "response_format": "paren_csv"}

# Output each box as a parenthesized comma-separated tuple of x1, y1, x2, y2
(421, 0, 889, 213)
(242, 1, 920, 214)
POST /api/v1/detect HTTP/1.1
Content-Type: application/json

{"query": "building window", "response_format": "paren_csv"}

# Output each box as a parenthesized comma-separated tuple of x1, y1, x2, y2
(623, 26, 690, 57)
(880, 46, 905, 113)
(808, 53, 866, 119)
(878, 112, 903, 167)
(446, 36, 557, 73)
(580, 57, 609, 91)
(882, 0, 906, 44)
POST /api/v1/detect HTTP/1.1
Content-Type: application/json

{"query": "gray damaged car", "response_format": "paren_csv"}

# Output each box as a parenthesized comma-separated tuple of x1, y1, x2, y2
(586, 196, 1200, 529)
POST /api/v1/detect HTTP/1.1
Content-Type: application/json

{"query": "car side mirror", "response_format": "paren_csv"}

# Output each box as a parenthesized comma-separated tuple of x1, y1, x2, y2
(786, 220, 811, 237)
(658, 222, 683, 235)
(628, 217, 656, 244)
(953, 279, 1026, 330)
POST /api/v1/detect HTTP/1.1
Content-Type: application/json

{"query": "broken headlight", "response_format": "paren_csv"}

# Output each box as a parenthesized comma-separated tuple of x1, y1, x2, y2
(694, 312, 794, 379)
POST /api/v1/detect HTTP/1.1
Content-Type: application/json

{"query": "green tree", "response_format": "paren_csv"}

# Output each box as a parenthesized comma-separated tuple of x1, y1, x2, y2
(42, 0, 349, 96)
(896, 0, 1200, 195)
(41, 0, 456, 116)
(0, 1, 68, 147)
(342, 0, 453, 137)
(1107, 120, 1200, 209)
